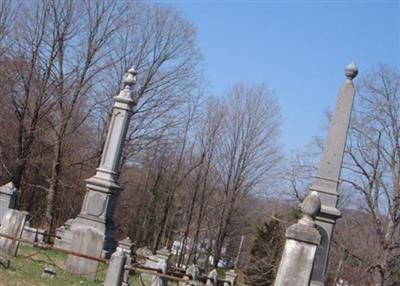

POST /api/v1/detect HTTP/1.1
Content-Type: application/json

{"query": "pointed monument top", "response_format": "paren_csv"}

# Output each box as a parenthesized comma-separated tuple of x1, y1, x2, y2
(345, 62, 358, 81)
(122, 66, 137, 88)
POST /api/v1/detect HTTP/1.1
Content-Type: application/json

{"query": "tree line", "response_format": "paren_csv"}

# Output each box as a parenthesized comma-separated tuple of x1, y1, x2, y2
(0, 0, 281, 270)
(0, 1, 398, 285)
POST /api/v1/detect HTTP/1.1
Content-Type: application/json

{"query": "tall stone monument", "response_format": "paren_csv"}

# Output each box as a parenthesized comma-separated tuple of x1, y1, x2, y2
(71, 67, 138, 255)
(310, 63, 358, 285)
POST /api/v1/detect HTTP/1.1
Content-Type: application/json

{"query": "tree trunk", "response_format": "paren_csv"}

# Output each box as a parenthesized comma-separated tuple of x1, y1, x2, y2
(177, 166, 202, 266)
(153, 190, 173, 253)
(44, 136, 62, 242)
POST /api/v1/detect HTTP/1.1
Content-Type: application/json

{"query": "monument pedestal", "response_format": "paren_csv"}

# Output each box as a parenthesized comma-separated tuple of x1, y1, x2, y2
(274, 192, 322, 286)
(72, 173, 122, 254)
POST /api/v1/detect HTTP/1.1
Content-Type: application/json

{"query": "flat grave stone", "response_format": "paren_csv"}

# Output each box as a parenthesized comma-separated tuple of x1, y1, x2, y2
(65, 225, 104, 281)
(0, 209, 28, 257)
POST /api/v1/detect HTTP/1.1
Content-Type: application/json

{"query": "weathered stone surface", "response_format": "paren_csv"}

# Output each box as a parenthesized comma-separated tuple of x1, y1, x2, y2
(181, 264, 202, 286)
(118, 237, 133, 255)
(274, 192, 322, 286)
(65, 226, 104, 281)
(104, 247, 126, 286)
(21, 224, 44, 244)
(186, 264, 201, 281)
(0, 209, 28, 257)
(286, 223, 321, 245)
(274, 240, 318, 286)
(310, 63, 358, 285)
(140, 248, 171, 286)
(54, 218, 73, 250)
(0, 182, 17, 223)
(122, 254, 132, 286)
(224, 270, 238, 286)
(206, 268, 218, 285)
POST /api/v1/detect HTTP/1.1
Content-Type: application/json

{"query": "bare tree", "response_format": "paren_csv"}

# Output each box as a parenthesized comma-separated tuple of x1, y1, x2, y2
(342, 65, 400, 285)
(176, 99, 224, 266)
(41, 0, 129, 237)
(96, 2, 201, 165)
(0, 0, 14, 55)
(3, 0, 61, 197)
(210, 83, 282, 267)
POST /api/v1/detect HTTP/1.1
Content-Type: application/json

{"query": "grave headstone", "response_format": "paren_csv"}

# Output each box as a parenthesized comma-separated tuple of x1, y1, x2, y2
(0, 182, 17, 223)
(0, 209, 28, 257)
(21, 221, 44, 244)
(118, 237, 133, 255)
(224, 270, 238, 286)
(181, 264, 202, 286)
(140, 248, 171, 286)
(185, 264, 201, 281)
(118, 237, 133, 286)
(135, 246, 152, 264)
(206, 268, 218, 285)
(122, 253, 132, 286)
(54, 218, 74, 250)
(65, 226, 104, 281)
(104, 247, 126, 286)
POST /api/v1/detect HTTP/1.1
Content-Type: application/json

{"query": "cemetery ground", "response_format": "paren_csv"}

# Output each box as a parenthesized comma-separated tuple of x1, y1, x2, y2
(0, 244, 141, 286)
(0, 244, 246, 285)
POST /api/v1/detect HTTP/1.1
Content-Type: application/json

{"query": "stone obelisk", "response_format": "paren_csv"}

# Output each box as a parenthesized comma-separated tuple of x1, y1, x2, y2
(72, 67, 138, 255)
(310, 63, 358, 285)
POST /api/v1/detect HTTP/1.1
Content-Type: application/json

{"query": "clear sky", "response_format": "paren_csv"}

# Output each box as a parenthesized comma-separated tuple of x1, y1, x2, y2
(162, 1, 400, 152)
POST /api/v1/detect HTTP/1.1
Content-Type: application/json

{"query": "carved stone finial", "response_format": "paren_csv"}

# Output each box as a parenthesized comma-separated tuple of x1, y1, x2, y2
(345, 62, 358, 81)
(122, 66, 137, 89)
(299, 191, 321, 226)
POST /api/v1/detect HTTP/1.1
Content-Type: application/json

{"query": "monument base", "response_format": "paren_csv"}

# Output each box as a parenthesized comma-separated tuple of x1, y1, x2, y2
(56, 174, 122, 257)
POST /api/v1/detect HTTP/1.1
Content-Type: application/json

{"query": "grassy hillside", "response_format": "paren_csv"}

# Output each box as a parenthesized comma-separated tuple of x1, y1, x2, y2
(0, 245, 140, 286)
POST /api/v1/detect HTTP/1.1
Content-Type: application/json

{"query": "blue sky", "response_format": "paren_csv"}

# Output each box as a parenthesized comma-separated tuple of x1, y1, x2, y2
(163, 1, 400, 152)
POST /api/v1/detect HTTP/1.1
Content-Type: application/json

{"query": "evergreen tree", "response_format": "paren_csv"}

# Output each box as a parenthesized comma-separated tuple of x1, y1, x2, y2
(245, 218, 285, 286)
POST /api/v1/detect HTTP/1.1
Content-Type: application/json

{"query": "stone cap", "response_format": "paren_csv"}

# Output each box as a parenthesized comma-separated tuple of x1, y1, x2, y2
(118, 237, 134, 254)
(286, 191, 322, 245)
(286, 223, 321, 245)
(298, 191, 321, 227)
(345, 62, 358, 81)
(115, 67, 138, 102)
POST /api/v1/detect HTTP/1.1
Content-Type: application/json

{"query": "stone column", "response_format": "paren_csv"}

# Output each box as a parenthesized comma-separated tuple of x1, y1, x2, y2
(274, 192, 322, 286)
(71, 67, 138, 255)
(310, 63, 358, 285)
